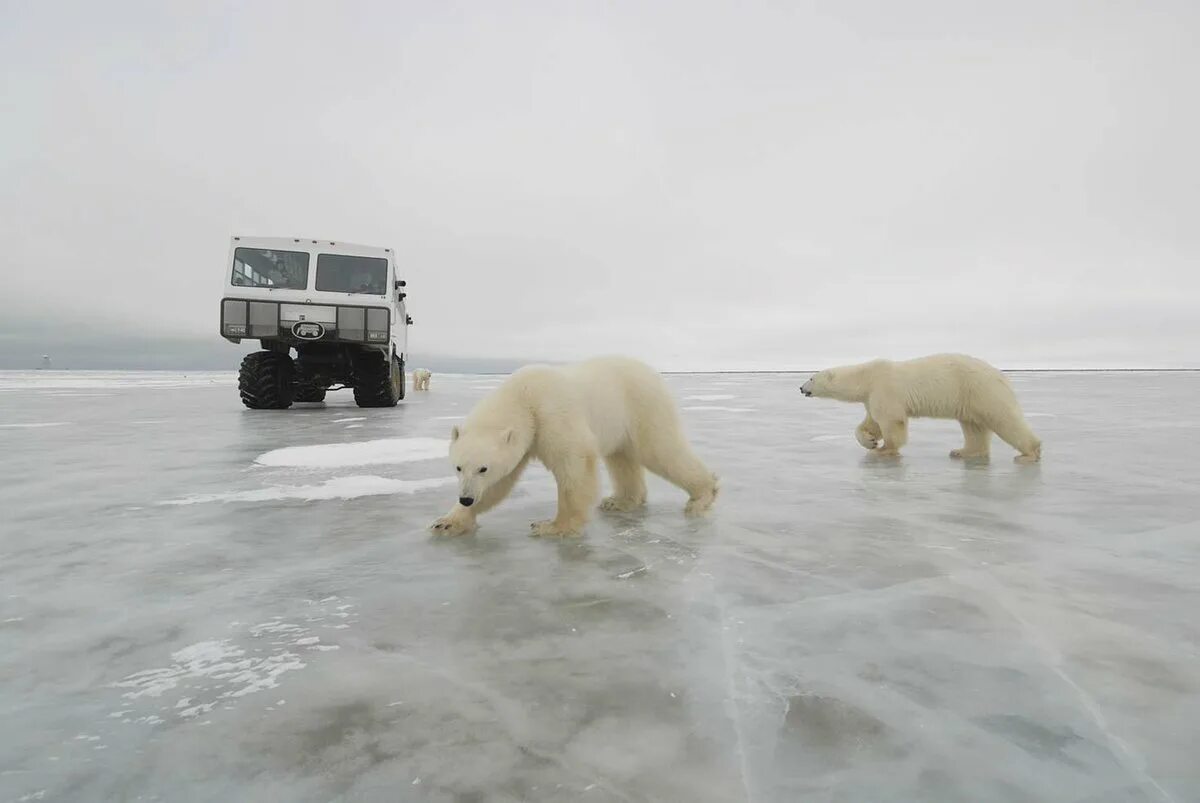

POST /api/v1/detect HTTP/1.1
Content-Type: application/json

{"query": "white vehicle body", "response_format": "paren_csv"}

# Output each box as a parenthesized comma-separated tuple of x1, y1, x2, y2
(219, 236, 407, 359)
(219, 236, 412, 409)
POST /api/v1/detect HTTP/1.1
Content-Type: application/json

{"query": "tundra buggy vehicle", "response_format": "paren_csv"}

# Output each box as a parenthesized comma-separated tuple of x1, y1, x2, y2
(220, 236, 411, 409)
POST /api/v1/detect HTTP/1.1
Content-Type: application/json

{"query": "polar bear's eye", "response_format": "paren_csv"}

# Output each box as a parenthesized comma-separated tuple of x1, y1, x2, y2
(455, 466, 461, 472)
(479, 467, 488, 474)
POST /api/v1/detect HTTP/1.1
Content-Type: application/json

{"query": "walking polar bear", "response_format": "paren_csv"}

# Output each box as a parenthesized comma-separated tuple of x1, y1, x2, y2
(800, 353, 1042, 463)
(430, 356, 719, 537)
(412, 368, 432, 391)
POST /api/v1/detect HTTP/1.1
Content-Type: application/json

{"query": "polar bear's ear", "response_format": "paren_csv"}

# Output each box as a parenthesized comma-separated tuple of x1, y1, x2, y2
(502, 428, 515, 444)
(450, 425, 460, 442)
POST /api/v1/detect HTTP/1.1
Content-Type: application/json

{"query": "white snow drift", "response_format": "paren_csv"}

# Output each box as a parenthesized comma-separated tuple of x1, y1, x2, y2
(254, 437, 447, 468)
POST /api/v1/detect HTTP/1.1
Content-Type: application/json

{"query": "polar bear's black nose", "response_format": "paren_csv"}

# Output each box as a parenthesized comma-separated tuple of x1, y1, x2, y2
(459, 496, 475, 507)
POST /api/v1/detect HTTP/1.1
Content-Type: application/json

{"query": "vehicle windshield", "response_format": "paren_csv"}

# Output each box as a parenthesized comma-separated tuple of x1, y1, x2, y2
(231, 248, 309, 290)
(315, 254, 389, 295)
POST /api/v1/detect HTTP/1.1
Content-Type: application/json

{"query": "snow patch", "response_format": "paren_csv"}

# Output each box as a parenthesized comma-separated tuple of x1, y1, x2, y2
(38, 392, 110, 397)
(255, 437, 447, 468)
(0, 422, 70, 429)
(331, 417, 366, 423)
(685, 394, 736, 401)
(161, 475, 454, 505)
(0, 371, 234, 391)
(682, 406, 755, 413)
(115, 639, 306, 707)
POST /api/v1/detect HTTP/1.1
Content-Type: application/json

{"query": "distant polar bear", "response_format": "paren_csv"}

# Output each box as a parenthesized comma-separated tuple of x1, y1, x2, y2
(430, 356, 719, 537)
(412, 369, 432, 391)
(800, 354, 1042, 463)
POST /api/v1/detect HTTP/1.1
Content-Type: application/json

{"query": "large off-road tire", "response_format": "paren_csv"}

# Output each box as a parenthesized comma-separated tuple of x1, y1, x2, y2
(294, 378, 327, 403)
(239, 351, 295, 409)
(353, 352, 404, 408)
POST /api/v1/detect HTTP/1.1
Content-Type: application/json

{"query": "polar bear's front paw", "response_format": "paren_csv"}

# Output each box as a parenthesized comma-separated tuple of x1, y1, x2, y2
(600, 496, 645, 513)
(530, 519, 582, 538)
(855, 429, 880, 450)
(429, 512, 476, 536)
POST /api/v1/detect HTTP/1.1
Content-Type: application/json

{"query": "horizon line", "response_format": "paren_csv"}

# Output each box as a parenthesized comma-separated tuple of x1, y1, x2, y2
(4, 367, 1198, 375)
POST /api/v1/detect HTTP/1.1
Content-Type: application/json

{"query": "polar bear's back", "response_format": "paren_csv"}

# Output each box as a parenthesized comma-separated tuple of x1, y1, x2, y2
(555, 357, 683, 454)
(892, 353, 1020, 421)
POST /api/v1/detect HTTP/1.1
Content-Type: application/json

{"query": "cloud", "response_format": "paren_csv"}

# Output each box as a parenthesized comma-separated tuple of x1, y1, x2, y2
(2, 1, 1197, 369)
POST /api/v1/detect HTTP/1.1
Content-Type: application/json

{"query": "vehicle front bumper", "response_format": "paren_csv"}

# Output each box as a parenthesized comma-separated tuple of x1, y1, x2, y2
(220, 298, 390, 345)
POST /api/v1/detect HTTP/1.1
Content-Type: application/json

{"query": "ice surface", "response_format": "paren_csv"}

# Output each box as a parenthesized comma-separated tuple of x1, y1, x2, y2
(1, 370, 1199, 802)
(683, 405, 757, 412)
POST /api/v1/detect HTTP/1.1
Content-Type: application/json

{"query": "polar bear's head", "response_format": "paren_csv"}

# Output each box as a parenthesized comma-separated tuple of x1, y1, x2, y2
(448, 424, 524, 507)
(800, 369, 840, 399)
(800, 363, 874, 402)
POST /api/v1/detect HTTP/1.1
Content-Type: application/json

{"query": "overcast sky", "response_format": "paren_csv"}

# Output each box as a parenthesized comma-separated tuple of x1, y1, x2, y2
(2, 0, 1197, 370)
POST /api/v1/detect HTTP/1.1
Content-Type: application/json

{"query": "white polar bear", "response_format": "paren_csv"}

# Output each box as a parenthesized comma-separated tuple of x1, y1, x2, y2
(430, 356, 719, 537)
(800, 353, 1042, 463)
(412, 368, 432, 391)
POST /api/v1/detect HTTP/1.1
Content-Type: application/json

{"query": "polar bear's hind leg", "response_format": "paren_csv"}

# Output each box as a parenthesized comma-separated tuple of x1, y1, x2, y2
(950, 421, 992, 459)
(642, 447, 718, 516)
(989, 412, 1042, 463)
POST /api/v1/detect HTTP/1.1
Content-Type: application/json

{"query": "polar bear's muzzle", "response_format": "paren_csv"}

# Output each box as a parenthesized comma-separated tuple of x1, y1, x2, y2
(800, 379, 814, 397)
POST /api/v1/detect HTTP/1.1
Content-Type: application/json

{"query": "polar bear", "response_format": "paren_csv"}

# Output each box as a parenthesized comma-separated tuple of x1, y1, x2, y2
(430, 356, 719, 537)
(412, 368, 432, 391)
(799, 354, 1041, 463)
